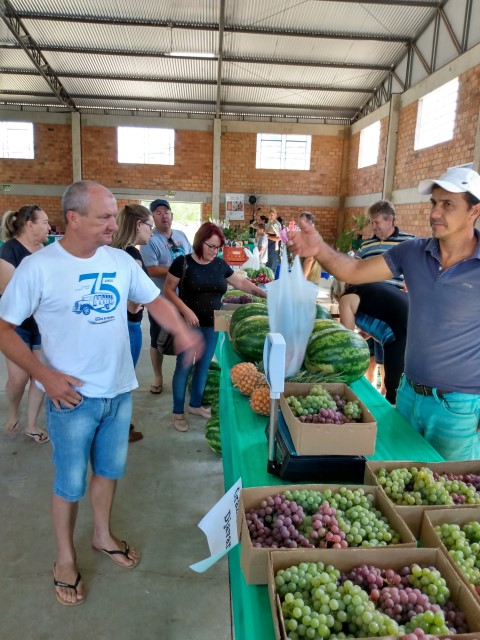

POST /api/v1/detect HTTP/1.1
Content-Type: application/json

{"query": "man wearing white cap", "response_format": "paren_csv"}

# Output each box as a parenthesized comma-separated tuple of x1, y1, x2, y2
(287, 166, 480, 460)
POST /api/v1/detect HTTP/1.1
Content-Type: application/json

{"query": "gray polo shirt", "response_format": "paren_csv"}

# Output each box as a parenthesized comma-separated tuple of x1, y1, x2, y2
(140, 229, 192, 293)
(383, 230, 480, 393)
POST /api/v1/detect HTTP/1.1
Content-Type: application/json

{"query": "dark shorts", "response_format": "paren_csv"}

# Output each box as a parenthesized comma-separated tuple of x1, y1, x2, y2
(367, 337, 384, 365)
(15, 326, 41, 351)
(147, 312, 161, 349)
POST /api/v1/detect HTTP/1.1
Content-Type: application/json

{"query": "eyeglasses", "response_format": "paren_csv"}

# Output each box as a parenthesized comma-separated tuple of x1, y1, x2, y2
(167, 236, 181, 252)
(141, 222, 154, 230)
(204, 241, 222, 252)
(24, 205, 41, 221)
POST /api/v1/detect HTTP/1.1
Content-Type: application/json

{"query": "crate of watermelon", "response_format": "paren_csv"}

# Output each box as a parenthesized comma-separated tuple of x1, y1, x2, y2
(280, 382, 377, 456)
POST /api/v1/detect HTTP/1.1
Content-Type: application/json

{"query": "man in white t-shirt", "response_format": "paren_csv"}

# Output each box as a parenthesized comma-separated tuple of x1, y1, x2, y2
(0, 181, 202, 607)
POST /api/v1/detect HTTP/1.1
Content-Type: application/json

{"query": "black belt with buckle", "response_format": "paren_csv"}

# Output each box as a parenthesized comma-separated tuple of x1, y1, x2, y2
(406, 377, 450, 398)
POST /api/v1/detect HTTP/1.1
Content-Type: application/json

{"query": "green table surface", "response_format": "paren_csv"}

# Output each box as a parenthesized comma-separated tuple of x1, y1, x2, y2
(217, 336, 444, 640)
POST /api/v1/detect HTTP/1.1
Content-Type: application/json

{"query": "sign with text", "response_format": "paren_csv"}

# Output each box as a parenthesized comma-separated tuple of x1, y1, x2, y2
(226, 193, 245, 221)
(189, 477, 242, 573)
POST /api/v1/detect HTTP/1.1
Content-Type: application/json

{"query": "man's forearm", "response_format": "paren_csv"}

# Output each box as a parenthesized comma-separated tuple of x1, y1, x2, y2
(0, 321, 50, 381)
(146, 265, 169, 278)
(146, 295, 188, 335)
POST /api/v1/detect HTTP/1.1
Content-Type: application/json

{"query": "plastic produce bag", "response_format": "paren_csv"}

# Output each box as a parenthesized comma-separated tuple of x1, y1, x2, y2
(266, 255, 317, 377)
(240, 247, 260, 271)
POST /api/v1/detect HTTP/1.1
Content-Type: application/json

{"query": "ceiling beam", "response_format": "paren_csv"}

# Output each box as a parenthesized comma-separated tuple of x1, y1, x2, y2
(11, 12, 411, 43)
(0, 90, 359, 113)
(0, 0, 77, 110)
(0, 68, 374, 94)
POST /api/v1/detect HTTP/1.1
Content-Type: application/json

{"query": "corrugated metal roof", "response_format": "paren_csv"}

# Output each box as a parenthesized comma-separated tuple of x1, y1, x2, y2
(0, 0, 476, 123)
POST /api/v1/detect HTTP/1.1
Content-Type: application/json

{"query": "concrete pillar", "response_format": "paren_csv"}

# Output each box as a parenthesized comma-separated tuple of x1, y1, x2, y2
(211, 118, 222, 220)
(71, 112, 82, 182)
(336, 127, 351, 242)
(383, 94, 401, 200)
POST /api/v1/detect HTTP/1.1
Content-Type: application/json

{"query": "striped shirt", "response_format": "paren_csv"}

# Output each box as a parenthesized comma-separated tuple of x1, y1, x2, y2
(356, 227, 415, 288)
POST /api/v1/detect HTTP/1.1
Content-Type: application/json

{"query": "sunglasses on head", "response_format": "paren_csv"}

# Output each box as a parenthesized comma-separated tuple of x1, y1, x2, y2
(167, 237, 181, 251)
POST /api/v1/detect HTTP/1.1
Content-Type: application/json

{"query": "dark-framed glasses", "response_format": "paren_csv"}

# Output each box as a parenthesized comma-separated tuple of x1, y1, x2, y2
(204, 241, 221, 252)
(24, 205, 41, 221)
(167, 236, 181, 252)
(141, 221, 154, 230)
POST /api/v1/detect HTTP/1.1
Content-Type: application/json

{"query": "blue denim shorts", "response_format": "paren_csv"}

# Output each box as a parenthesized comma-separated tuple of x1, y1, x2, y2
(15, 325, 41, 351)
(396, 375, 480, 461)
(46, 392, 132, 502)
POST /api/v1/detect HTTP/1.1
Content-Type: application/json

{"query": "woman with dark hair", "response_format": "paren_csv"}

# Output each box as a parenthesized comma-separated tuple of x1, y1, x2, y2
(0, 205, 51, 442)
(164, 221, 266, 431)
(112, 203, 154, 442)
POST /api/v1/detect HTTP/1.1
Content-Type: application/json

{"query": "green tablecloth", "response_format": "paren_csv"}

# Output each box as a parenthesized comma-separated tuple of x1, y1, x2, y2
(217, 336, 444, 640)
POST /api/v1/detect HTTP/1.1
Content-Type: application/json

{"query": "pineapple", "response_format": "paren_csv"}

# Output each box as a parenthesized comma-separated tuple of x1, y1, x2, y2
(230, 362, 267, 396)
(250, 387, 271, 416)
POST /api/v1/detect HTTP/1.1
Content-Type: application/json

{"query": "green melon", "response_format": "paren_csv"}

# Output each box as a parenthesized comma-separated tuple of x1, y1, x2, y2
(315, 304, 332, 320)
(231, 315, 271, 363)
(304, 319, 370, 383)
(229, 302, 269, 338)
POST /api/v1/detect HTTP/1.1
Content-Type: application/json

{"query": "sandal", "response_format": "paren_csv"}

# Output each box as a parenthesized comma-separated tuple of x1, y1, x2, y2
(94, 540, 140, 570)
(53, 566, 85, 606)
(149, 384, 163, 395)
(25, 431, 50, 444)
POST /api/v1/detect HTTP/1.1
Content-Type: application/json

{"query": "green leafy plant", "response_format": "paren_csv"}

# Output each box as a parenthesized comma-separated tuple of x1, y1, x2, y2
(336, 211, 369, 253)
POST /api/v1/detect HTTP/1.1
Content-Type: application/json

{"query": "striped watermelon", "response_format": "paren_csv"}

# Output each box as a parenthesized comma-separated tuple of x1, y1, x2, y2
(315, 304, 332, 320)
(231, 315, 270, 363)
(229, 302, 269, 338)
(304, 319, 370, 382)
(205, 416, 221, 454)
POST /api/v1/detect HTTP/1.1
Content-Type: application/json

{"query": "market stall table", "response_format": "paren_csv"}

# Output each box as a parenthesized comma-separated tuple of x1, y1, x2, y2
(216, 336, 444, 640)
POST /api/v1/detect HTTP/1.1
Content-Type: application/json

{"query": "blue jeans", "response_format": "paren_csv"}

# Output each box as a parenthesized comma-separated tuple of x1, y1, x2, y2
(396, 375, 480, 461)
(172, 326, 218, 414)
(128, 320, 142, 368)
(15, 325, 41, 350)
(46, 392, 132, 502)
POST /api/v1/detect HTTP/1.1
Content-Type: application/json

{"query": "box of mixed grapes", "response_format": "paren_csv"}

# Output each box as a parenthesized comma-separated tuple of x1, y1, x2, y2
(280, 383, 377, 456)
(238, 483, 415, 585)
(364, 460, 480, 537)
(267, 547, 480, 640)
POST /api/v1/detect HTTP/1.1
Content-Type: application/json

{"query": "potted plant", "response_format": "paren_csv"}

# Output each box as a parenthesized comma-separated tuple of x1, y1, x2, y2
(336, 211, 369, 253)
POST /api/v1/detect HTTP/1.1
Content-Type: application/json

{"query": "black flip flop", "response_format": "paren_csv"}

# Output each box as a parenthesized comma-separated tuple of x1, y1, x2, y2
(53, 566, 85, 606)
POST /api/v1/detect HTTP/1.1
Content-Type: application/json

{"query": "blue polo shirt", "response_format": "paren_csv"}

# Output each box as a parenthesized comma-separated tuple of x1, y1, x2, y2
(383, 231, 480, 393)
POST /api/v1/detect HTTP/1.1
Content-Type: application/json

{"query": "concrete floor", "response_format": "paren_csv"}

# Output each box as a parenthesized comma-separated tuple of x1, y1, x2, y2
(0, 320, 232, 640)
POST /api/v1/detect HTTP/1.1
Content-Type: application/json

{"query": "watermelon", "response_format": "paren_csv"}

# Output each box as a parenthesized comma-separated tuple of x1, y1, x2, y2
(229, 302, 269, 338)
(304, 319, 370, 383)
(205, 416, 221, 454)
(315, 303, 331, 320)
(188, 361, 220, 405)
(231, 315, 271, 363)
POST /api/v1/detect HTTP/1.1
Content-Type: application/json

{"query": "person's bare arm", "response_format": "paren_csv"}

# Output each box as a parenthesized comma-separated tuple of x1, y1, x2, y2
(0, 259, 15, 294)
(0, 318, 83, 408)
(288, 218, 393, 284)
(227, 273, 267, 298)
(145, 294, 204, 364)
(146, 264, 169, 279)
(302, 256, 315, 279)
(338, 294, 359, 331)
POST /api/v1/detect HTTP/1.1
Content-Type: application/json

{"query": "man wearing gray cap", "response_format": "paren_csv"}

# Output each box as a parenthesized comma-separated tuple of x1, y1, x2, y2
(287, 166, 480, 460)
(140, 199, 192, 394)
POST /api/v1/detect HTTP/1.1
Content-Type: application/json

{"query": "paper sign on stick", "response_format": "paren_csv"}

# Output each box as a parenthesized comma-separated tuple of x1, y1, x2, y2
(190, 477, 242, 573)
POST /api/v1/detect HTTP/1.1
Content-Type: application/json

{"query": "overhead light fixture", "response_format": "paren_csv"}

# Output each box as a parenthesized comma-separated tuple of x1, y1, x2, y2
(168, 51, 215, 58)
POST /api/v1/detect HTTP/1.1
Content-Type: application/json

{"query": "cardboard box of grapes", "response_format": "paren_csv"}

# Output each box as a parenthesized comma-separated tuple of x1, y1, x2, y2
(238, 484, 416, 585)
(267, 547, 480, 640)
(280, 383, 377, 456)
(213, 309, 234, 333)
(420, 506, 480, 603)
(364, 460, 480, 538)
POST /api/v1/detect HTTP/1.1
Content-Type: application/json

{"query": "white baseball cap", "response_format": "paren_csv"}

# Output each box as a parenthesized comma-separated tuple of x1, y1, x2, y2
(418, 166, 480, 200)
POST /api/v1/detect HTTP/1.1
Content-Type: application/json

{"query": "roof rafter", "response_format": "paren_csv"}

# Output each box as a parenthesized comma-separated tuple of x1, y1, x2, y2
(0, 0, 77, 110)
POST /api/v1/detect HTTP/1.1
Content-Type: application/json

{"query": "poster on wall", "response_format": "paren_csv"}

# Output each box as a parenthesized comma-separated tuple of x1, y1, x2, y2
(226, 193, 245, 221)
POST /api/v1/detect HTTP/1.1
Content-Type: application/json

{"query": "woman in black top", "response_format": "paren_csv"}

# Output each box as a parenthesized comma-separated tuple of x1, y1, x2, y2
(164, 222, 266, 432)
(112, 204, 154, 442)
(332, 281, 409, 405)
(0, 205, 51, 442)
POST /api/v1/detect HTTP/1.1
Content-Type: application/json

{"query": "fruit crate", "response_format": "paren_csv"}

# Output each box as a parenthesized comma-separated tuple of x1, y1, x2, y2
(267, 547, 480, 640)
(213, 309, 234, 334)
(281, 383, 377, 456)
(364, 460, 480, 538)
(265, 410, 366, 484)
(238, 484, 416, 585)
(420, 506, 480, 603)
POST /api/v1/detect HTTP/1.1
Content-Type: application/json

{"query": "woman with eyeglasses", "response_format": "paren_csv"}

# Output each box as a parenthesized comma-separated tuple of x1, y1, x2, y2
(0, 205, 51, 443)
(112, 204, 155, 442)
(164, 222, 267, 432)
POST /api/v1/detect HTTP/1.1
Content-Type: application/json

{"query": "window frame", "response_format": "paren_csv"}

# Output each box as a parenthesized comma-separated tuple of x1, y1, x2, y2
(0, 121, 34, 159)
(358, 120, 381, 169)
(117, 126, 175, 165)
(256, 133, 312, 170)
(414, 78, 459, 151)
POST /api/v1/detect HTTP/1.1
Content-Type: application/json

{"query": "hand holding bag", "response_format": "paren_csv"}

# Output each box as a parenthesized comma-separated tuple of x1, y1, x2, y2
(157, 255, 187, 356)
